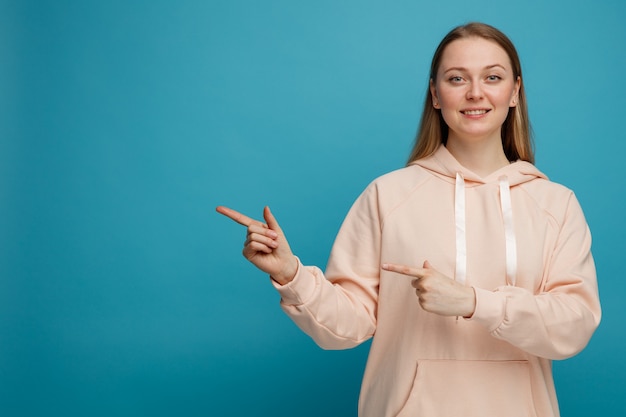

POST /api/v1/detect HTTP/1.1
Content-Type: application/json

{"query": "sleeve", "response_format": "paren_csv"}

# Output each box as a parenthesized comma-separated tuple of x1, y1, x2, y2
(271, 184, 382, 350)
(469, 192, 601, 360)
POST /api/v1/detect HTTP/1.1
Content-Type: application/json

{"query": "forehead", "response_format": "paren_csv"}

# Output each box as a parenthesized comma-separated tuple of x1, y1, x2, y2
(439, 37, 512, 71)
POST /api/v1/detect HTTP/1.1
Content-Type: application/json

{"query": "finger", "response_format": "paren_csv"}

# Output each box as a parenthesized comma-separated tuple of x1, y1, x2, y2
(423, 260, 434, 269)
(381, 263, 427, 277)
(263, 206, 283, 233)
(248, 223, 278, 239)
(245, 232, 279, 249)
(244, 241, 274, 255)
(216, 206, 259, 228)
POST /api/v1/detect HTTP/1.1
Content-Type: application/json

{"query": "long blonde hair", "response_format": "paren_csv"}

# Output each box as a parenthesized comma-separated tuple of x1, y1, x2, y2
(407, 22, 534, 164)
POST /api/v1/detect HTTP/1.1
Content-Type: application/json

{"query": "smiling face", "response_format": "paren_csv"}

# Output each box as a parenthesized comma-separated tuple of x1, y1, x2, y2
(430, 37, 520, 146)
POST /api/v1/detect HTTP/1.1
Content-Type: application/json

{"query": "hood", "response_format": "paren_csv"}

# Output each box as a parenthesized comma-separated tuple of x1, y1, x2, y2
(410, 144, 546, 292)
(411, 144, 547, 187)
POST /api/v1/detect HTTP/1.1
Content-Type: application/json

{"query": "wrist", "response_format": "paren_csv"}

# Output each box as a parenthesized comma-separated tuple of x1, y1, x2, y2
(462, 287, 477, 318)
(272, 256, 299, 285)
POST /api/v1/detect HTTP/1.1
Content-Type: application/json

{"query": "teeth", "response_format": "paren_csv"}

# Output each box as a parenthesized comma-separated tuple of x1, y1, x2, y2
(463, 109, 488, 115)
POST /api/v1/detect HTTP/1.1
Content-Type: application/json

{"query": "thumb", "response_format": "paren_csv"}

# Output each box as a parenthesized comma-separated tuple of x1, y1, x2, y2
(423, 260, 433, 269)
(263, 206, 283, 234)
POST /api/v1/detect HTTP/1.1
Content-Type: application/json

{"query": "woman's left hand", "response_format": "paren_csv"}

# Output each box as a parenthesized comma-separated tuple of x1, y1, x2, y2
(382, 260, 476, 317)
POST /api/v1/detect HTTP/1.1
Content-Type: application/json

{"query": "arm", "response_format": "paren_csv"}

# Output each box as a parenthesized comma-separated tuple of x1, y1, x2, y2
(272, 185, 382, 350)
(216, 185, 382, 350)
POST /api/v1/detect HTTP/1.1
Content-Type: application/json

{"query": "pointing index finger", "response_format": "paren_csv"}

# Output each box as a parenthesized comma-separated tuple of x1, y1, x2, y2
(216, 206, 260, 228)
(381, 263, 426, 278)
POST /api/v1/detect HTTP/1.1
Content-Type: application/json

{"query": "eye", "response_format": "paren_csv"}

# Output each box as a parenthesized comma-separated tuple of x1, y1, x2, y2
(486, 75, 502, 82)
(448, 76, 464, 84)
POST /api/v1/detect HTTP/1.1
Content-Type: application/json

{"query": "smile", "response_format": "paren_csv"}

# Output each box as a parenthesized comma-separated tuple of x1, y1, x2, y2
(461, 109, 490, 115)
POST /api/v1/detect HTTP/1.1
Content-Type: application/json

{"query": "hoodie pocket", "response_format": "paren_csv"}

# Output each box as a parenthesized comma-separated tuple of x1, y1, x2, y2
(395, 359, 538, 417)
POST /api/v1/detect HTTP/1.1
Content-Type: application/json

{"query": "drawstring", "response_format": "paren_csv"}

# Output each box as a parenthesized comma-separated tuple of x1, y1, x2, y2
(454, 173, 467, 286)
(498, 176, 517, 286)
(454, 173, 517, 288)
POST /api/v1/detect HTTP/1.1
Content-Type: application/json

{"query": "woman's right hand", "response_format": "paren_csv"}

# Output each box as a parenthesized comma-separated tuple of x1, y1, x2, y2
(216, 206, 298, 285)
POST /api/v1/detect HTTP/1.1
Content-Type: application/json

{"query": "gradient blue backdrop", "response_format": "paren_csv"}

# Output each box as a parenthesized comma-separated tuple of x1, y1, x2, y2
(2, 1, 624, 416)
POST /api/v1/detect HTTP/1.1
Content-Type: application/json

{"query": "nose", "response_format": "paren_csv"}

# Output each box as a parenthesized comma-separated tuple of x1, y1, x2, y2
(466, 81, 483, 100)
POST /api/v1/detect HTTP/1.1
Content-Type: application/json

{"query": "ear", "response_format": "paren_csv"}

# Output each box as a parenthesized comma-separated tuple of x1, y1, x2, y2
(429, 79, 440, 109)
(510, 76, 521, 107)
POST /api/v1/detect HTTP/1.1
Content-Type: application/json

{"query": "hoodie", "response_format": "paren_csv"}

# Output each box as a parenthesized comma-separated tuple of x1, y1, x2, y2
(273, 145, 601, 417)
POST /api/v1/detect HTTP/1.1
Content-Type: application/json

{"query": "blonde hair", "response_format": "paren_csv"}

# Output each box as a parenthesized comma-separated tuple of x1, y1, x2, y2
(407, 22, 534, 164)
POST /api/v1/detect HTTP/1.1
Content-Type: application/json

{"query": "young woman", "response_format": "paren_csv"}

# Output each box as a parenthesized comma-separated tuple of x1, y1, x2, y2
(217, 22, 601, 417)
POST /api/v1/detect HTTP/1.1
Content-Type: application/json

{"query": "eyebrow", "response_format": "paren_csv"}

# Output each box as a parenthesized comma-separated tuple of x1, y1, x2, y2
(443, 64, 507, 73)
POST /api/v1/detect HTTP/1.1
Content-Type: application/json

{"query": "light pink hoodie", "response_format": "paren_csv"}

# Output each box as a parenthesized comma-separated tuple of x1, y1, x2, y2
(273, 145, 601, 417)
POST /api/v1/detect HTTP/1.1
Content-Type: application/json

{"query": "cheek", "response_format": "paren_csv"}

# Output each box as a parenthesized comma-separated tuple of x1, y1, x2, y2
(436, 86, 461, 106)
(487, 84, 517, 105)
(494, 91, 514, 105)
(437, 94, 464, 123)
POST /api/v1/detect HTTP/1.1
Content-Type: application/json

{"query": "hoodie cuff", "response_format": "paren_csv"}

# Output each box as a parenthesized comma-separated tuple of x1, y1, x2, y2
(270, 257, 317, 306)
(466, 287, 506, 332)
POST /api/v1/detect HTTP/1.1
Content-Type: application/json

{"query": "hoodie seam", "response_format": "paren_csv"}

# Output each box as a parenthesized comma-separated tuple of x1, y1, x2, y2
(378, 170, 432, 233)
(517, 183, 575, 293)
(517, 182, 567, 229)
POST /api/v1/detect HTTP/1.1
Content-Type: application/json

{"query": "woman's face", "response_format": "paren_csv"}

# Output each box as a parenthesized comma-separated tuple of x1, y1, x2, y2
(430, 37, 520, 145)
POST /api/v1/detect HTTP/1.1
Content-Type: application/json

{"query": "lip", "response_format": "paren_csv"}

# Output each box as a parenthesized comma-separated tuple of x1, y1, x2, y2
(460, 108, 491, 118)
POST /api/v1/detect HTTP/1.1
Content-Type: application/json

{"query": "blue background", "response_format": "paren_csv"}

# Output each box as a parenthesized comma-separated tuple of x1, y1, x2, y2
(2, 1, 624, 416)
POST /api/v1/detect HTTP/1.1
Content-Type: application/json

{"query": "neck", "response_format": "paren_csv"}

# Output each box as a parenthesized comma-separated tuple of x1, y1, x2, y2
(445, 136, 510, 177)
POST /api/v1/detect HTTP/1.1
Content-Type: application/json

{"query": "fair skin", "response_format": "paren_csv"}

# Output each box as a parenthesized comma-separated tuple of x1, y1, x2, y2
(430, 37, 520, 177)
(217, 36, 520, 318)
(215, 205, 298, 285)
